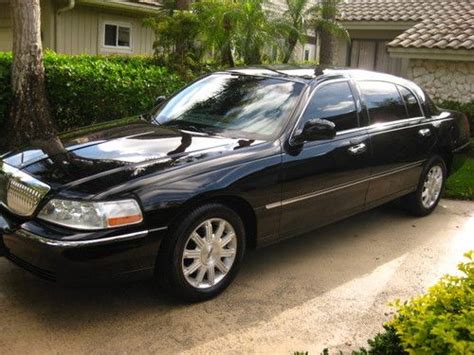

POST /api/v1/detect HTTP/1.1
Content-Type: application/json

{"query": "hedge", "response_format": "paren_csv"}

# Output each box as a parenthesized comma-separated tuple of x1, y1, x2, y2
(0, 52, 185, 132)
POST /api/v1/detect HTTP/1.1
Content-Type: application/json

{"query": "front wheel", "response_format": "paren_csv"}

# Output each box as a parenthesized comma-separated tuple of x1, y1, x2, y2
(403, 156, 447, 217)
(155, 203, 246, 302)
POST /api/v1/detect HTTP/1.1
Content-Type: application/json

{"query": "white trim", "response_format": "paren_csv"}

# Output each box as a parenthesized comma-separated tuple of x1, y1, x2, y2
(78, 0, 161, 15)
(388, 47, 474, 62)
(342, 21, 417, 31)
(100, 20, 133, 54)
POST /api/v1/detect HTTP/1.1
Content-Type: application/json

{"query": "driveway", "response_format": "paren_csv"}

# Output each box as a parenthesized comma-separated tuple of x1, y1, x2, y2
(0, 199, 472, 354)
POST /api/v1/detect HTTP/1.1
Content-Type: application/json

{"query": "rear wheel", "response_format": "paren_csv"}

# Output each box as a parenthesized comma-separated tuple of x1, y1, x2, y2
(155, 203, 245, 302)
(404, 156, 446, 217)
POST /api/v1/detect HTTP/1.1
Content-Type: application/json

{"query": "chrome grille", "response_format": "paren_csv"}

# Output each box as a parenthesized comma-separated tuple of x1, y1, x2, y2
(0, 161, 50, 217)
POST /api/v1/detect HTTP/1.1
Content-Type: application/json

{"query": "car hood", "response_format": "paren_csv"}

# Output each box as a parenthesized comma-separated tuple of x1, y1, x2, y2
(1, 118, 264, 196)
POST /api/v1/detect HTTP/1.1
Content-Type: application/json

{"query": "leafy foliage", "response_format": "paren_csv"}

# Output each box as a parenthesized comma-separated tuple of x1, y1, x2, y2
(144, 0, 348, 68)
(388, 251, 474, 354)
(143, 10, 203, 77)
(0, 51, 185, 133)
(354, 326, 406, 355)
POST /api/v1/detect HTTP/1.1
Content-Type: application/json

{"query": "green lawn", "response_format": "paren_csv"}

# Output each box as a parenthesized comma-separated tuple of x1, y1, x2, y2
(445, 138, 474, 200)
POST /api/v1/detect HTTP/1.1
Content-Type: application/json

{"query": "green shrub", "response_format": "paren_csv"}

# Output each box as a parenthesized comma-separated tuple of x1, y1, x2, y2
(354, 326, 406, 355)
(388, 251, 474, 354)
(437, 100, 474, 137)
(0, 51, 185, 132)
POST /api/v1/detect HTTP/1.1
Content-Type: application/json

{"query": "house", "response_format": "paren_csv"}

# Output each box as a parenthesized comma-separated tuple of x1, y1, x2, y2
(0, 0, 160, 55)
(0, 0, 318, 61)
(335, 0, 474, 103)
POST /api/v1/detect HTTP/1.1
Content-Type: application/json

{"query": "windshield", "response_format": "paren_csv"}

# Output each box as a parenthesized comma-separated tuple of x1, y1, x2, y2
(152, 73, 305, 140)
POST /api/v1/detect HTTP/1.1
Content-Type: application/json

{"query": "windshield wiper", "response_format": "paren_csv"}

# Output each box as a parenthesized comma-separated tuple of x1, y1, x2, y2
(164, 122, 210, 134)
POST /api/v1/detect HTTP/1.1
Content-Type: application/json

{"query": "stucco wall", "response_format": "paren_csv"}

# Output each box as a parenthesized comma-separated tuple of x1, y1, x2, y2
(407, 59, 474, 103)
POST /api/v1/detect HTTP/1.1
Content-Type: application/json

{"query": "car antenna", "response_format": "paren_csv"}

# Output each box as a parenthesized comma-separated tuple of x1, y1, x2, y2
(314, 66, 324, 76)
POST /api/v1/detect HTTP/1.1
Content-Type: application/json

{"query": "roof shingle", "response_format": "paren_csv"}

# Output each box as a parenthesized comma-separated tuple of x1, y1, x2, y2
(339, 0, 474, 51)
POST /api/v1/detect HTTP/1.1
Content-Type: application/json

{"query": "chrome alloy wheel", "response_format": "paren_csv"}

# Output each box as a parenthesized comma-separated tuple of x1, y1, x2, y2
(421, 165, 443, 209)
(181, 218, 237, 289)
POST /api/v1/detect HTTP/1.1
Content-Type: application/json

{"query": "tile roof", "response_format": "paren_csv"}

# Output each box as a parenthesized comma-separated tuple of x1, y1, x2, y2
(338, 0, 474, 51)
(388, 1, 474, 50)
(338, 0, 428, 22)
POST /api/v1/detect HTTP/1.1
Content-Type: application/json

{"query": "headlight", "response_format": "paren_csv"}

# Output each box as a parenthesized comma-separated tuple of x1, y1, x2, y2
(38, 199, 143, 230)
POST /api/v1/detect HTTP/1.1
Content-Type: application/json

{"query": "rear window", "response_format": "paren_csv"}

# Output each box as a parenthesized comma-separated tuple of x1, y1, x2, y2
(358, 81, 407, 124)
(398, 85, 422, 118)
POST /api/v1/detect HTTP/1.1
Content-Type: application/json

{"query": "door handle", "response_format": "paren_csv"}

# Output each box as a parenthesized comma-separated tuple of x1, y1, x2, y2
(348, 143, 367, 155)
(418, 128, 431, 137)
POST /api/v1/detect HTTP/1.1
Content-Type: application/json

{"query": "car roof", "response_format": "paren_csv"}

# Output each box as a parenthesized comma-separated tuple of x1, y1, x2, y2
(225, 66, 418, 90)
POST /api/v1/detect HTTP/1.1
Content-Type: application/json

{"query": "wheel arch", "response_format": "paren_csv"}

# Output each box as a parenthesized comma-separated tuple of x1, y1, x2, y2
(167, 193, 258, 250)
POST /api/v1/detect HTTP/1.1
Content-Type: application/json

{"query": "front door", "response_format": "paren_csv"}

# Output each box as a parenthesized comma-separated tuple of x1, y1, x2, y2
(276, 80, 372, 239)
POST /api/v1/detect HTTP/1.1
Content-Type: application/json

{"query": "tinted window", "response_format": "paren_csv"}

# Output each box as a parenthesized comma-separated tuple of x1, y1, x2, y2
(153, 74, 304, 140)
(423, 90, 441, 117)
(104, 24, 117, 46)
(302, 81, 358, 131)
(359, 81, 407, 123)
(398, 85, 422, 118)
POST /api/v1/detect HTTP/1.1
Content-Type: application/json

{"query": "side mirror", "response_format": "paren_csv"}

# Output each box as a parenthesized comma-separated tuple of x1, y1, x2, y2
(292, 118, 336, 145)
(155, 95, 166, 106)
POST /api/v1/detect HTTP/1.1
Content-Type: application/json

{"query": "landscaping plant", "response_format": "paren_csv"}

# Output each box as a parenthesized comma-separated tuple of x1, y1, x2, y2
(355, 251, 474, 354)
(0, 52, 184, 136)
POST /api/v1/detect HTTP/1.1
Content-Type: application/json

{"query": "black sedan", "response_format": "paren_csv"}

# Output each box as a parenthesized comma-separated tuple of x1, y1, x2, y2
(0, 67, 470, 301)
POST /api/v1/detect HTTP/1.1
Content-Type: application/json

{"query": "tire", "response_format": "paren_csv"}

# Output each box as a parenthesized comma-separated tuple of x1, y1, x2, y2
(155, 203, 246, 302)
(403, 155, 447, 217)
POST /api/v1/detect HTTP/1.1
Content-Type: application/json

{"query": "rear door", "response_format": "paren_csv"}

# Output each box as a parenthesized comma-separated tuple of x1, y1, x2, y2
(357, 80, 436, 207)
(277, 79, 372, 239)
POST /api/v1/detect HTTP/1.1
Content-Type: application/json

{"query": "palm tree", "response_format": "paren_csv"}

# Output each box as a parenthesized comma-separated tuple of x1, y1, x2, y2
(234, 0, 275, 65)
(194, 0, 241, 67)
(275, 0, 311, 64)
(308, 0, 349, 65)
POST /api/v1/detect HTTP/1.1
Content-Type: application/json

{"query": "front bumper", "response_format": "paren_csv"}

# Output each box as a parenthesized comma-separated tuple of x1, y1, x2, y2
(0, 211, 167, 285)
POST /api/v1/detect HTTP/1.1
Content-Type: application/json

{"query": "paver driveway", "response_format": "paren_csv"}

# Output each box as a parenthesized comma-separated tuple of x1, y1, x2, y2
(0, 199, 472, 354)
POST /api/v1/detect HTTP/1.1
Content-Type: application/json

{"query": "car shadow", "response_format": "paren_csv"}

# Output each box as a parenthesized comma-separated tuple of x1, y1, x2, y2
(0, 201, 450, 353)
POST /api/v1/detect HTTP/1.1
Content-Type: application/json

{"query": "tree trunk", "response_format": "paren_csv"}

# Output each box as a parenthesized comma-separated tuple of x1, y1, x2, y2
(175, 0, 191, 10)
(319, 28, 335, 65)
(221, 15, 235, 67)
(318, 0, 337, 66)
(8, 0, 55, 148)
(283, 33, 298, 64)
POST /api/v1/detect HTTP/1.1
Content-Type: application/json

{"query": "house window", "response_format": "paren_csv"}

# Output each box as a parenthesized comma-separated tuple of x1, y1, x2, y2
(103, 23, 131, 49)
(304, 49, 310, 61)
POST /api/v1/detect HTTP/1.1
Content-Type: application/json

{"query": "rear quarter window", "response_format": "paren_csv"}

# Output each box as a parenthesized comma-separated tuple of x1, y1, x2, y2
(358, 81, 407, 124)
(398, 85, 423, 118)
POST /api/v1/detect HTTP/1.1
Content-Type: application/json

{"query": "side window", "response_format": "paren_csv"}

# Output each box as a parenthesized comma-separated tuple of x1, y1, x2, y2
(302, 81, 358, 132)
(358, 81, 407, 123)
(423, 89, 441, 117)
(398, 85, 422, 118)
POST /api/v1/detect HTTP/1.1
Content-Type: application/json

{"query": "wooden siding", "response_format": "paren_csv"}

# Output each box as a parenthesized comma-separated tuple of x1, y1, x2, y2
(0, 1, 12, 51)
(56, 5, 155, 55)
(349, 39, 408, 77)
(0, 1, 155, 56)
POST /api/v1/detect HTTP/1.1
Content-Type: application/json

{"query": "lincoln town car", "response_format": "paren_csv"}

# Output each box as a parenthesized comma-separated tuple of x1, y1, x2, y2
(0, 68, 470, 301)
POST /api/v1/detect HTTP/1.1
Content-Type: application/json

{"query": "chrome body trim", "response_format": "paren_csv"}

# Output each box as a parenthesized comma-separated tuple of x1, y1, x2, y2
(265, 160, 425, 209)
(14, 226, 167, 248)
(0, 161, 51, 216)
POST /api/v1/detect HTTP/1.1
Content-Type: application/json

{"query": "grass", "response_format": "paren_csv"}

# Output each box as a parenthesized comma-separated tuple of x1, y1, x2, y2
(445, 138, 474, 200)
